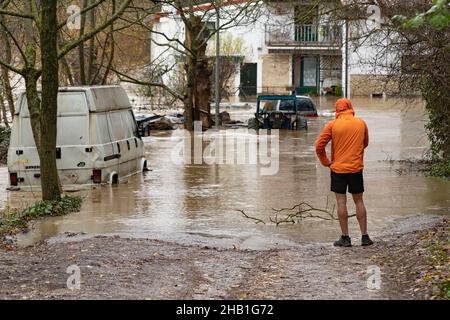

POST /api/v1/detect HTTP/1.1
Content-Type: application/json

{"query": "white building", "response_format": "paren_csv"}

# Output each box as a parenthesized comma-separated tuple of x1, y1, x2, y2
(150, 0, 394, 100)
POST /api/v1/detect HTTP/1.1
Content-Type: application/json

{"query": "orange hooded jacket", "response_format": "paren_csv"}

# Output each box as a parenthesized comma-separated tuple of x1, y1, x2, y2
(315, 98, 369, 173)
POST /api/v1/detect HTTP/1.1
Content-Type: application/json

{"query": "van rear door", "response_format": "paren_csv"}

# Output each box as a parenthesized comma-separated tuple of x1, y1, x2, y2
(56, 92, 90, 185)
(9, 92, 90, 187)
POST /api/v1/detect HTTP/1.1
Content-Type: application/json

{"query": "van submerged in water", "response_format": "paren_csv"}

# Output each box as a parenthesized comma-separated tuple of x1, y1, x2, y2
(7, 86, 147, 190)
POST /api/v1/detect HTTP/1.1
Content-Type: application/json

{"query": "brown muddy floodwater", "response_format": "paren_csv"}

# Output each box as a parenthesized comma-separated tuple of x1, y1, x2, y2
(1, 97, 449, 249)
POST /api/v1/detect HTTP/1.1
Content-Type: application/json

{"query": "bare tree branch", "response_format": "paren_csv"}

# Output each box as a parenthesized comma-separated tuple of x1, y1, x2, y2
(58, 0, 132, 60)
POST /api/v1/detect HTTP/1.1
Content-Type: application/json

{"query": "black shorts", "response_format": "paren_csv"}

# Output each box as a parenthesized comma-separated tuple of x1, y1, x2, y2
(331, 170, 364, 194)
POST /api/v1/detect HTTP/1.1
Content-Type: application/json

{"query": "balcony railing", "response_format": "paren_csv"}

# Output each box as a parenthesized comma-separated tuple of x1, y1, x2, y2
(266, 24, 342, 47)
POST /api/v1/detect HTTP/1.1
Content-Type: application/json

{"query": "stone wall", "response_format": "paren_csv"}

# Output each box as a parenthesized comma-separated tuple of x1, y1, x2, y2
(350, 75, 402, 97)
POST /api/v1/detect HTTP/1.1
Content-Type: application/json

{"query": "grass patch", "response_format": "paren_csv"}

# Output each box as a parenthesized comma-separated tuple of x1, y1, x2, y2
(426, 239, 450, 299)
(0, 196, 82, 236)
(421, 221, 450, 300)
(426, 239, 449, 266)
(439, 281, 450, 300)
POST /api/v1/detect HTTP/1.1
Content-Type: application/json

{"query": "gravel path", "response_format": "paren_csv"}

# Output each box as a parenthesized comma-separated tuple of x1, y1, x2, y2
(1, 217, 447, 300)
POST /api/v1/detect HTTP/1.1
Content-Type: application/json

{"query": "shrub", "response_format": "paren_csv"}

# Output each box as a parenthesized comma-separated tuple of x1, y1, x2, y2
(423, 160, 450, 179)
(0, 196, 82, 235)
(0, 126, 11, 164)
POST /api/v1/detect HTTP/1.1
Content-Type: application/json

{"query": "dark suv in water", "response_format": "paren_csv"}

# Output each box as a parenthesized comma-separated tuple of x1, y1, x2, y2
(248, 94, 317, 130)
(279, 95, 318, 117)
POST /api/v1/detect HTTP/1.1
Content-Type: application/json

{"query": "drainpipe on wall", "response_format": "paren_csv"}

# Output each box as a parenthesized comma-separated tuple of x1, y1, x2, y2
(317, 56, 320, 95)
(344, 19, 349, 98)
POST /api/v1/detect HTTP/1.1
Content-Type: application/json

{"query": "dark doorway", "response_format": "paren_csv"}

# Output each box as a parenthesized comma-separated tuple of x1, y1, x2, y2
(240, 63, 257, 97)
(293, 56, 319, 95)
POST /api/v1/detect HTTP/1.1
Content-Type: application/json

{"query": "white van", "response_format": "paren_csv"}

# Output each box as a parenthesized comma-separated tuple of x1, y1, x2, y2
(7, 86, 147, 190)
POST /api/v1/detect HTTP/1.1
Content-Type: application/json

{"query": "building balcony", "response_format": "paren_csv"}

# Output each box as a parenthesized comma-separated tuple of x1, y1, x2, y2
(265, 24, 342, 50)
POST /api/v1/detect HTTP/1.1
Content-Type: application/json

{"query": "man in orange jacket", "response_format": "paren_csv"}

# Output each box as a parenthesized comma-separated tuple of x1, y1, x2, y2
(316, 98, 373, 247)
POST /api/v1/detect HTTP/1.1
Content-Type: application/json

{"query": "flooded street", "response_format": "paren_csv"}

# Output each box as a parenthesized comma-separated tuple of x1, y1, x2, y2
(1, 0, 449, 301)
(1, 97, 449, 249)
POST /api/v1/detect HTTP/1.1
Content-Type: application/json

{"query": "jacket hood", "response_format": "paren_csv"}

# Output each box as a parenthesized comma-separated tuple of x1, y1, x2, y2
(335, 98, 354, 118)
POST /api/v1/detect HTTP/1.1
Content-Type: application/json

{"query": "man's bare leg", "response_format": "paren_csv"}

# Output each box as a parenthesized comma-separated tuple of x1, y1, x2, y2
(352, 193, 367, 235)
(335, 193, 349, 235)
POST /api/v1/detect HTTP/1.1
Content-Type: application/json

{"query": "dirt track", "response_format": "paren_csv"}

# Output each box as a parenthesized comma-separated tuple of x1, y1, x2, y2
(1, 218, 447, 300)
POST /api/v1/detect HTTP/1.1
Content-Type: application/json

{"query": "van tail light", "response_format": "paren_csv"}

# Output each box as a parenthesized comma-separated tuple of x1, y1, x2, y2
(92, 169, 102, 184)
(10, 173, 18, 186)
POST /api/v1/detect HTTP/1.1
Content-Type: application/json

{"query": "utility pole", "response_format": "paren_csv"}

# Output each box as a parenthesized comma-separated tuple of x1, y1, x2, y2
(215, 6, 220, 129)
(344, 19, 349, 98)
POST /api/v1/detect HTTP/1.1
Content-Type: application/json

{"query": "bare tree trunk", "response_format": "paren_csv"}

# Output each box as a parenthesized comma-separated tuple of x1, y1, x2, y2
(60, 55, 75, 86)
(0, 93, 9, 127)
(196, 58, 212, 128)
(184, 55, 196, 131)
(25, 72, 42, 152)
(0, 67, 14, 117)
(40, 0, 62, 200)
(87, 0, 97, 84)
(184, 16, 201, 130)
(78, 0, 87, 85)
(58, 34, 74, 86)
(195, 31, 211, 128)
(101, 0, 116, 85)
(100, 32, 114, 84)
(23, 1, 41, 152)
(21, 0, 62, 200)
(183, 15, 212, 130)
(0, 14, 15, 116)
(184, 18, 197, 131)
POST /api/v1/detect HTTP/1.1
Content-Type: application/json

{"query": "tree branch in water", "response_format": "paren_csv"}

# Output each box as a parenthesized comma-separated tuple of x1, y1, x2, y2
(238, 200, 356, 226)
